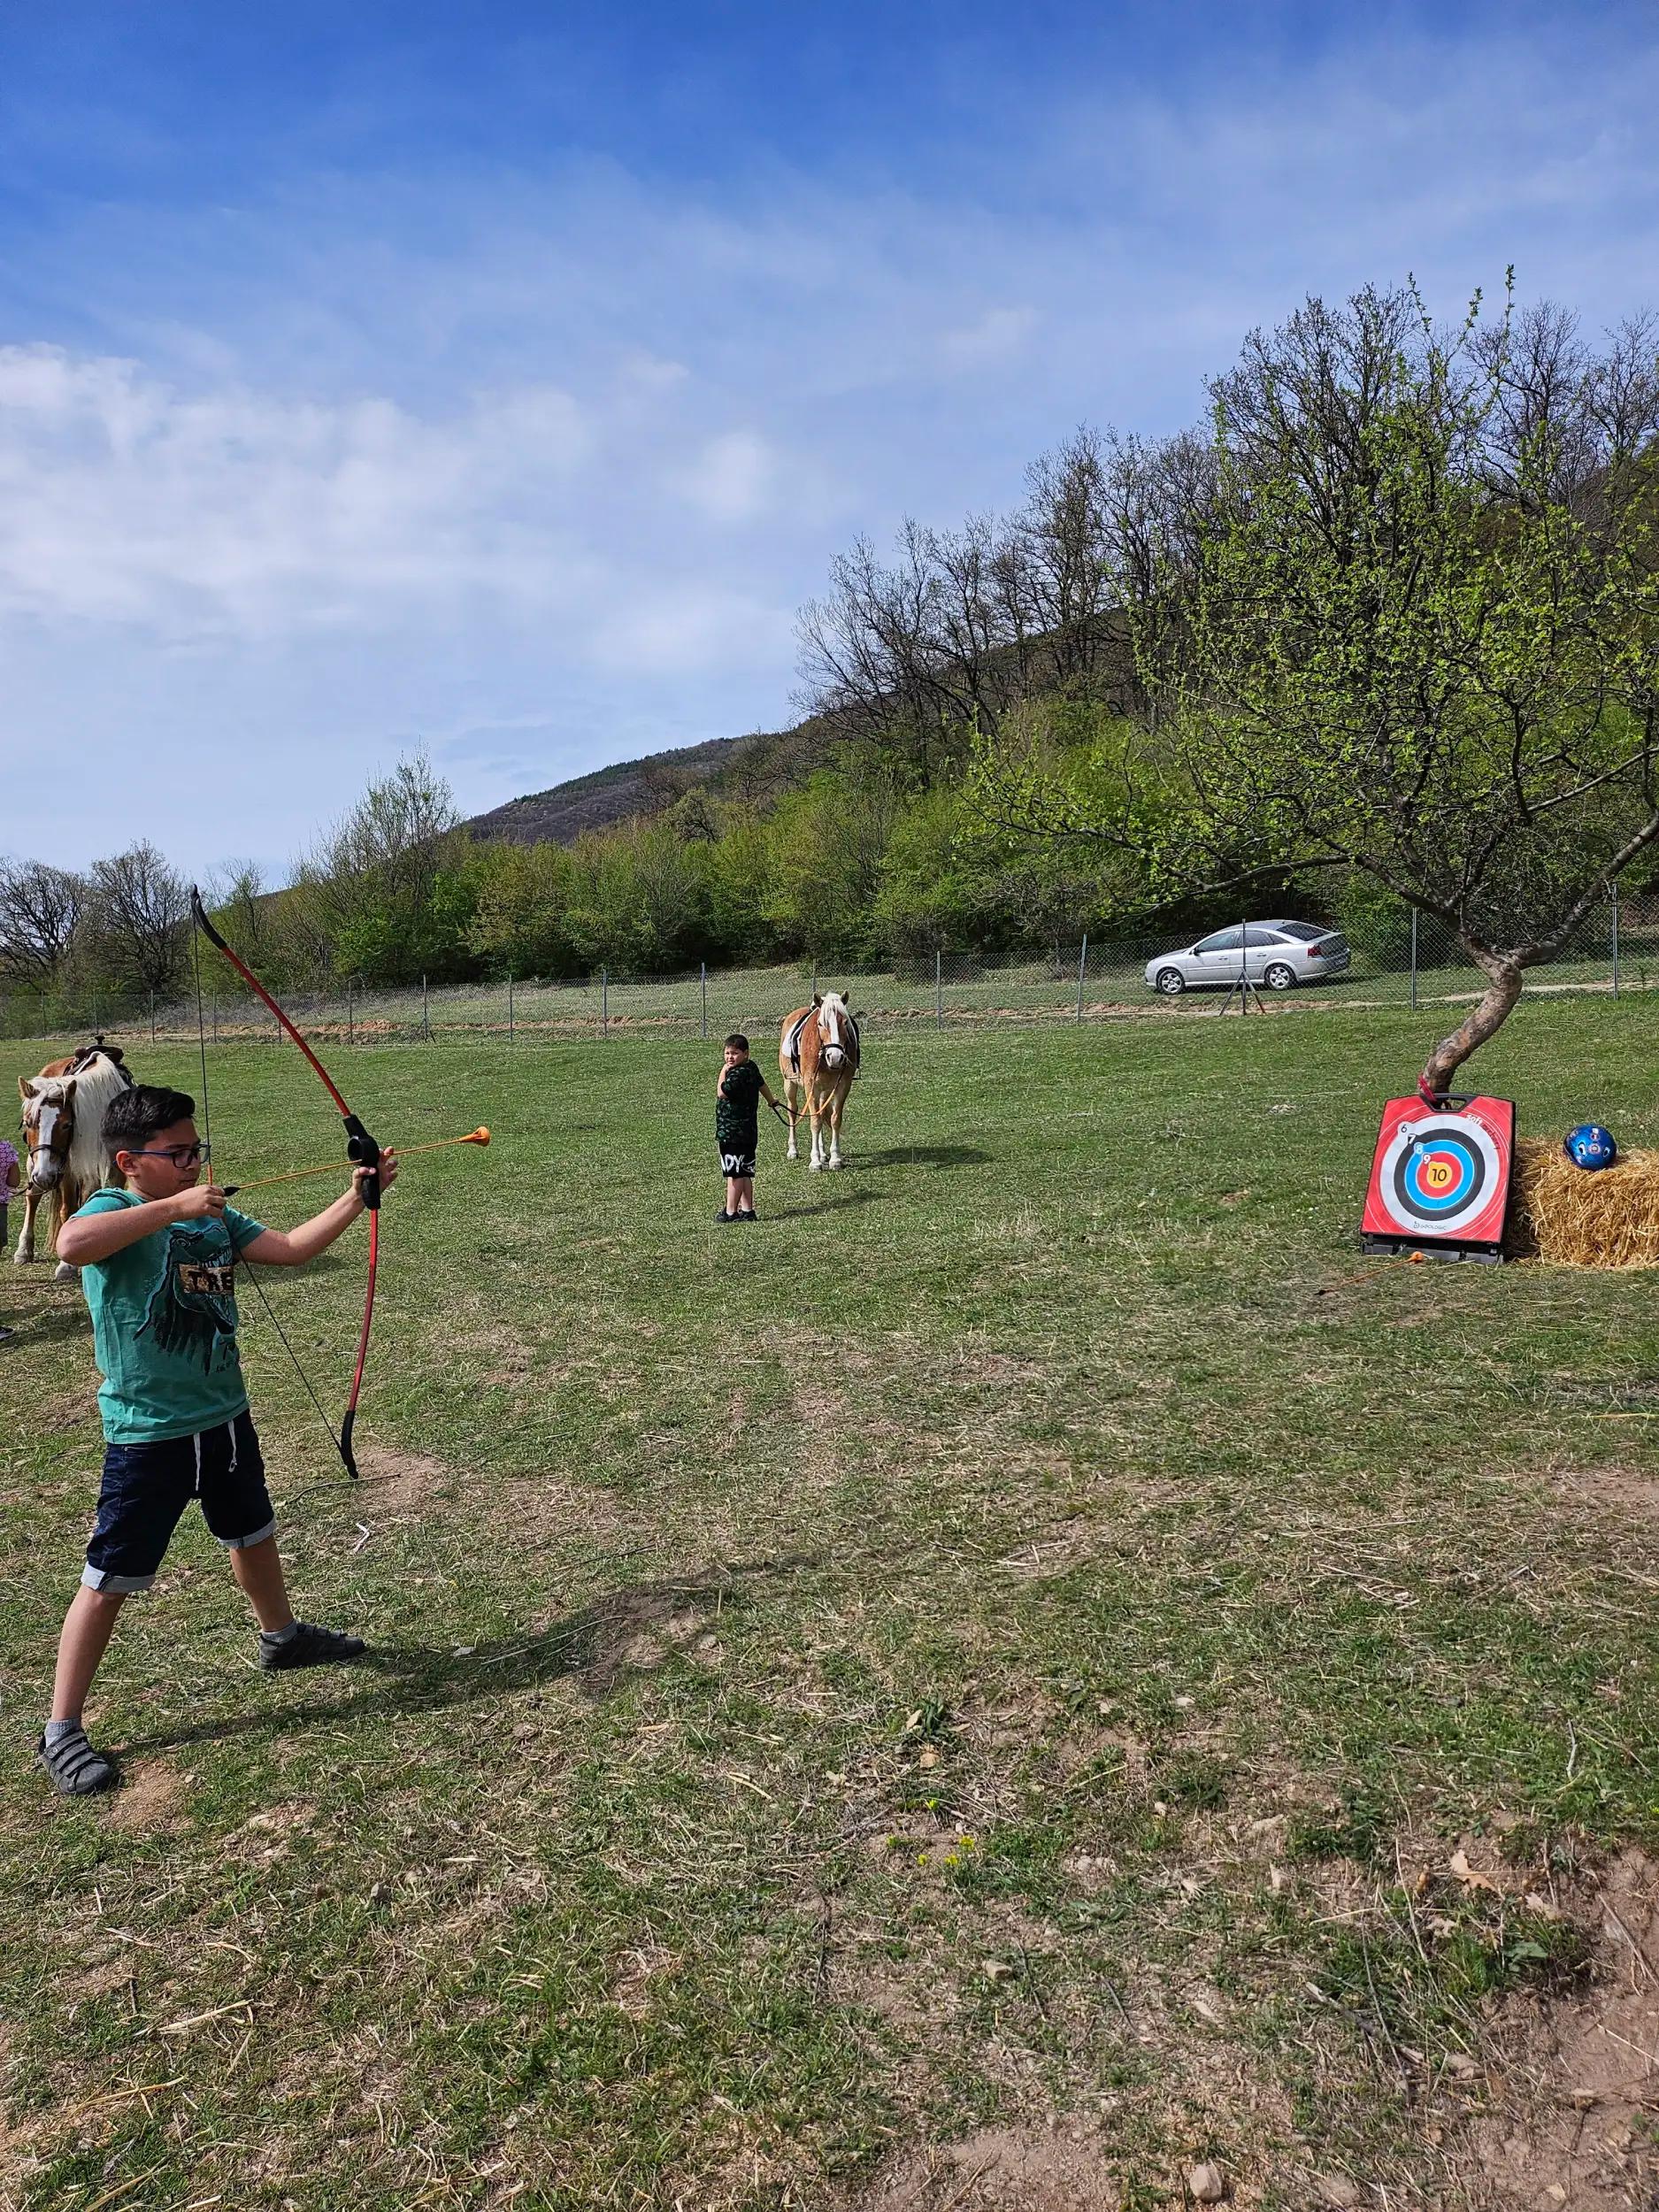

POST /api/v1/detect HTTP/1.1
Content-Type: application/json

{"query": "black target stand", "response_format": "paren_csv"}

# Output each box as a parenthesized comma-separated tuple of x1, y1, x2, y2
(1221, 922, 1266, 1015)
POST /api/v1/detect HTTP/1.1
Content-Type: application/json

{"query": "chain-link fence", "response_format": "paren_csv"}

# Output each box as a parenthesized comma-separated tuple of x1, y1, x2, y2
(4, 889, 1657, 1049)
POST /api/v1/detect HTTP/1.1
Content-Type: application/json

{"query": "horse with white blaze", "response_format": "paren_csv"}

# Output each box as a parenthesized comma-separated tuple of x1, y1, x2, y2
(779, 992, 861, 1171)
(15, 1045, 134, 1281)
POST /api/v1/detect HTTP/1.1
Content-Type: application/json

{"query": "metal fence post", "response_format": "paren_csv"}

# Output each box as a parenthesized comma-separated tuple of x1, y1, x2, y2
(810, 961, 817, 1001)
(1612, 883, 1621, 999)
(700, 961, 707, 1041)
(1409, 908, 1418, 1012)
(1076, 934, 1087, 1023)
(508, 972, 515, 1041)
(935, 949, 942, 1029)
(150, 990, 156, 1042)
(347, 977, 354, 1047)
(211, 994, 218, 1046)
(602, 967, 609, 1040)
(421, 973, 430, 1041)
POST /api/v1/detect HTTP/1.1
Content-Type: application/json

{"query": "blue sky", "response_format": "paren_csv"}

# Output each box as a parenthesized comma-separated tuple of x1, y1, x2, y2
(3, 1, 1656, 876)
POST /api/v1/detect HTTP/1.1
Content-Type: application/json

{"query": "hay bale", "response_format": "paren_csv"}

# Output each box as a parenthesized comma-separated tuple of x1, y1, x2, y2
(1509, 1138, 1659, 1268)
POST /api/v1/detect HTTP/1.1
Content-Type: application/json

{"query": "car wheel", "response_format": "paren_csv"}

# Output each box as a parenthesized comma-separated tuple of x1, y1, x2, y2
(1263, 963, 1295, 991)
(1154, 966, 1187, 996)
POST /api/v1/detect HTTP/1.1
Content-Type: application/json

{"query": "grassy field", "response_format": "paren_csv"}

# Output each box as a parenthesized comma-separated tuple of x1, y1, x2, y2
(4, 1001, 1659, 2210)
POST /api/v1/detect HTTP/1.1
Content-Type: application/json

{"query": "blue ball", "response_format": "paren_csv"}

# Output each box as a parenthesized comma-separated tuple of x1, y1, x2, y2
(1563, 1123, 1618, 1171)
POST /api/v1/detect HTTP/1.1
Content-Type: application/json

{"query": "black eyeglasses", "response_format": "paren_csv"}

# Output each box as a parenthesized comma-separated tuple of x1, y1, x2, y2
(127, 1144, 209, 1168)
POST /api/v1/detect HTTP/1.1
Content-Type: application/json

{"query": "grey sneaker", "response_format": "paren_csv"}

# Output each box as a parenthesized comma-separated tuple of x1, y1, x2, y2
(37, 1726, 118, 1795)
(259, 1621, 368, 1671)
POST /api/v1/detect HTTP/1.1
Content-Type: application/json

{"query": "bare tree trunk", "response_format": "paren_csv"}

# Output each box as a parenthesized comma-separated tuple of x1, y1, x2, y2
(1419, 954, 1524, 1099)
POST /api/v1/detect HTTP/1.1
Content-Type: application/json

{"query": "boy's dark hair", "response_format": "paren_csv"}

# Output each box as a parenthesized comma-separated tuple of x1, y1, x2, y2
(725, 1033, 749, 1053)
(104, 1084, 197, 1158)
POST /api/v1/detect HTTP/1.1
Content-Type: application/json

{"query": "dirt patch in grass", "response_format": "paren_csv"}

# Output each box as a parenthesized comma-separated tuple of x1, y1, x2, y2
(107, 1756, 190, 1832)
(996, 1517, 1105, 1581)
(855, 2120, 1121, 2210)
(221, 1798, 318, 1868)
(451, 1321, 540, 1388)
(1549, 1460, 1659, 1532)
(349, 1442, 451, 1514)
(611, 1935, 677, 2018)
(1466, 1847, 1659, 2210)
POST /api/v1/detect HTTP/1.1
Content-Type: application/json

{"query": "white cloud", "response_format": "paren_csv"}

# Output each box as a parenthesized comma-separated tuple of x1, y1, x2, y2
(940, 305, 1038, 368)
(669, 429, 775, 523)
(591, 581, 795, 672)
(0, 346, 596, 636)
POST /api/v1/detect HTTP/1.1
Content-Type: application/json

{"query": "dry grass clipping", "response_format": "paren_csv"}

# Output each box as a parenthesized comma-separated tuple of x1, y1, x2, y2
(1509, 1137, 1659, 1268)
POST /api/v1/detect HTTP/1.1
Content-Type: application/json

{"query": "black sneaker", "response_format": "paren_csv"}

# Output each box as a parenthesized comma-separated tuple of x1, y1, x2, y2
(735, 1210, 758, 1223)
(259, 1621, 368, 1671)
(715, 1208, 734, 1224)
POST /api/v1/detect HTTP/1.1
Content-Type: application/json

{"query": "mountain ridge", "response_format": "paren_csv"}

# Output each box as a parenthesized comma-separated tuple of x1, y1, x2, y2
(463, 707, 843, 846)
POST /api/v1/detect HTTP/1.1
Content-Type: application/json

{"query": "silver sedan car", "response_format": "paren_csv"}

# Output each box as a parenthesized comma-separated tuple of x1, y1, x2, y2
(1144, 919, 1352, 995)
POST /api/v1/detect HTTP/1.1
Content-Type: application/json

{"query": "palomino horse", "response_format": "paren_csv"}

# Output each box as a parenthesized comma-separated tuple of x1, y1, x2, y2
(16, 1044, 134, 1280)
(779, 992, 860, 1171)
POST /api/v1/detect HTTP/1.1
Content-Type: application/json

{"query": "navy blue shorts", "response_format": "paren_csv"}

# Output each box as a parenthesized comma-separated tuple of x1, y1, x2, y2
(82, 1410, 276, 1594)
(718, 1144, 757, 1179)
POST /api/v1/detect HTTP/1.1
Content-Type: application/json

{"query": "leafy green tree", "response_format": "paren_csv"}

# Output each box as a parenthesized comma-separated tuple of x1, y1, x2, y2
(979, 282, 1659, 1092)
(702, 807, 780, 964)
(563, 818, 710, 973)
(764, 774, 896, 963)
(872, 784, 981, 958)
(465, 841, 579, 975)
(288, 752, 473, 984)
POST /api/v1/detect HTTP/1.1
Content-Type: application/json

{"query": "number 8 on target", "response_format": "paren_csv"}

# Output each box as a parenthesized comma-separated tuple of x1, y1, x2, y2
(1361, 1095, 1517, 1262)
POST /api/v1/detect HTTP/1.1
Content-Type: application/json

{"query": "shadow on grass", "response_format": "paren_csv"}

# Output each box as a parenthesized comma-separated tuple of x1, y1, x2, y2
(4, 1303, 92, 1344)
(118, 1555, 814, 1759)
(766, 1188, 881, 1220)
(855, 1145, 994, 1170)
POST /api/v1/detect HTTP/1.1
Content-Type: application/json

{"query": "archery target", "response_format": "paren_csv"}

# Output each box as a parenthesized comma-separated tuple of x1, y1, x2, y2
(1362, 1095, 1516, 1250)
(1384, 1118, 1495, 1234)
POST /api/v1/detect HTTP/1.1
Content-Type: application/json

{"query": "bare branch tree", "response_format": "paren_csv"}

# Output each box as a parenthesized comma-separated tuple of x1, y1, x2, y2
(86, 844, 190, 995)
(0, 858, 87, 984)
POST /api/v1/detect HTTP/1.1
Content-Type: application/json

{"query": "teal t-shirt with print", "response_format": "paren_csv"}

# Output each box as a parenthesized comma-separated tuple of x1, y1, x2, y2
(74, 1190, 267, 1444)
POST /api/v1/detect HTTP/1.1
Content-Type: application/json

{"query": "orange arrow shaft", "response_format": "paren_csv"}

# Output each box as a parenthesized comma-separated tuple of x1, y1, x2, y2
(226, 1127, 488, 1194)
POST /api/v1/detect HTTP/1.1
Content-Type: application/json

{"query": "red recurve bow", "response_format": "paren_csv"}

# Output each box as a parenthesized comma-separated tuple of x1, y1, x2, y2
(191, 887, 382, 1479)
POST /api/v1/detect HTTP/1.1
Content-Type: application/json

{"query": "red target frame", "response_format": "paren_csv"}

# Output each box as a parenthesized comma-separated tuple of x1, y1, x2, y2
(1361, 1094, 1516, 1262)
